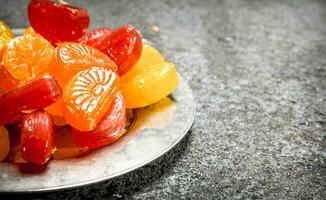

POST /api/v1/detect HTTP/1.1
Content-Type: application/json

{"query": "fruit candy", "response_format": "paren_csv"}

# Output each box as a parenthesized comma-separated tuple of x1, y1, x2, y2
(50, 42, 117, 88)
(0, 126, 9, 162)
(0, 20, 14, 60)
(28, 0, 90, 44)
(121, 62, 179, 108)
(125, 44, 165, 74)
(24, 26, 36, 35)
(133, 44, 165, 70)
(103, 25, 142, 76)
(77, 28, 112, 51)
(0, 65, 22, 92)
(63, 67, 119, 131)
(2, 34, 54, 82)
(72, 93, 126, 149)
(21, 110, 54, 164)
(53, 126, 88, 160)
(0, 76, 61, 126)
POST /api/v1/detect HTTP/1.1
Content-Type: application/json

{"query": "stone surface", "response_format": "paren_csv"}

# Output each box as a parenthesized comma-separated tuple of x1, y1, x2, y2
(1, 0, 325, 199)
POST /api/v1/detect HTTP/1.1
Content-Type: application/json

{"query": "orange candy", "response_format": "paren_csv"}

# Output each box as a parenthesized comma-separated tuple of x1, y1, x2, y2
(2, 34, 54, 82)
(63, 67, 120, 131)
(50, 42, 117, 88)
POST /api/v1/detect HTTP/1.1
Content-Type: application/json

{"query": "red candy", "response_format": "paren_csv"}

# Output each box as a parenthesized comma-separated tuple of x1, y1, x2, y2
(77, 28, 112, 51)
(21, 110, 54, 164)
(0, 76, 61, 125)
(103, 25, 142, 75)
(28, 0, 90, 44)
(72, 93, 126, 149)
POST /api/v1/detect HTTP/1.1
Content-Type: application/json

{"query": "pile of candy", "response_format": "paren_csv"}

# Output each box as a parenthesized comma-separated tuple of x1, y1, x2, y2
(0, 0, 179, 171)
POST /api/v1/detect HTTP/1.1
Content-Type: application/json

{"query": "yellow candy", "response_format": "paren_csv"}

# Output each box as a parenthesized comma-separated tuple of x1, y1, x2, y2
(0, 20, 14, 60)
(24, 26, 36, 36)
(132, 44, 165, 71)
(0, 126, 10, 162)
(121, 62, 179, 108)
(121, 44, 178, 108)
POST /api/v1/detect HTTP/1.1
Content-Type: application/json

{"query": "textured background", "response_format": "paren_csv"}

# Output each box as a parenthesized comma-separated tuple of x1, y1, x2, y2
(1, 0, 325, 199)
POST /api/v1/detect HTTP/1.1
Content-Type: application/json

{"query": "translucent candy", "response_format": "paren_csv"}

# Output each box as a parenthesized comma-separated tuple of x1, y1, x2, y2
(50, 42, 117, 88)
(72, 93, 126, 149)
(21, 110, 54, 164)
(0, 20, 14, 60)
(2, 34, 54, 82)
(28, 0, 89, 44)
(63, 68, 119, 131)
(103, 25, 142, 75)
(78, 28, 112, 51)
(121, 63, 179, 108)
(0, 76, 61, 125)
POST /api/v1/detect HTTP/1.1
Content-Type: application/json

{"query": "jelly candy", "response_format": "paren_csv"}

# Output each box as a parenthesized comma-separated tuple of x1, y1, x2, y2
(123, 44, 165, 77)
(0, 76, 61, 125)
(0, 126, 9, 162)
(63, 67, 119, 131)
(78, 28, 112, 51)
(0, 20, 14, 60)
(131, 44, 165, 72)
(103, 25, 142, 75)
(50, 42, 117, 88)
(2, 34, 54, 82)
(72, 93, 126, 149)
(28, 0, 90, 44)
(24, 26, 36, 35)
(21, 110, 54, 164)
(53, 126, 88, 160)
(121, 63, 179, 108)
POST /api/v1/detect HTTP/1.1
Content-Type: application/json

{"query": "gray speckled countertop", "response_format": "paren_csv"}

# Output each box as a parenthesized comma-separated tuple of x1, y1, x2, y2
(1, 0, 326, 199)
